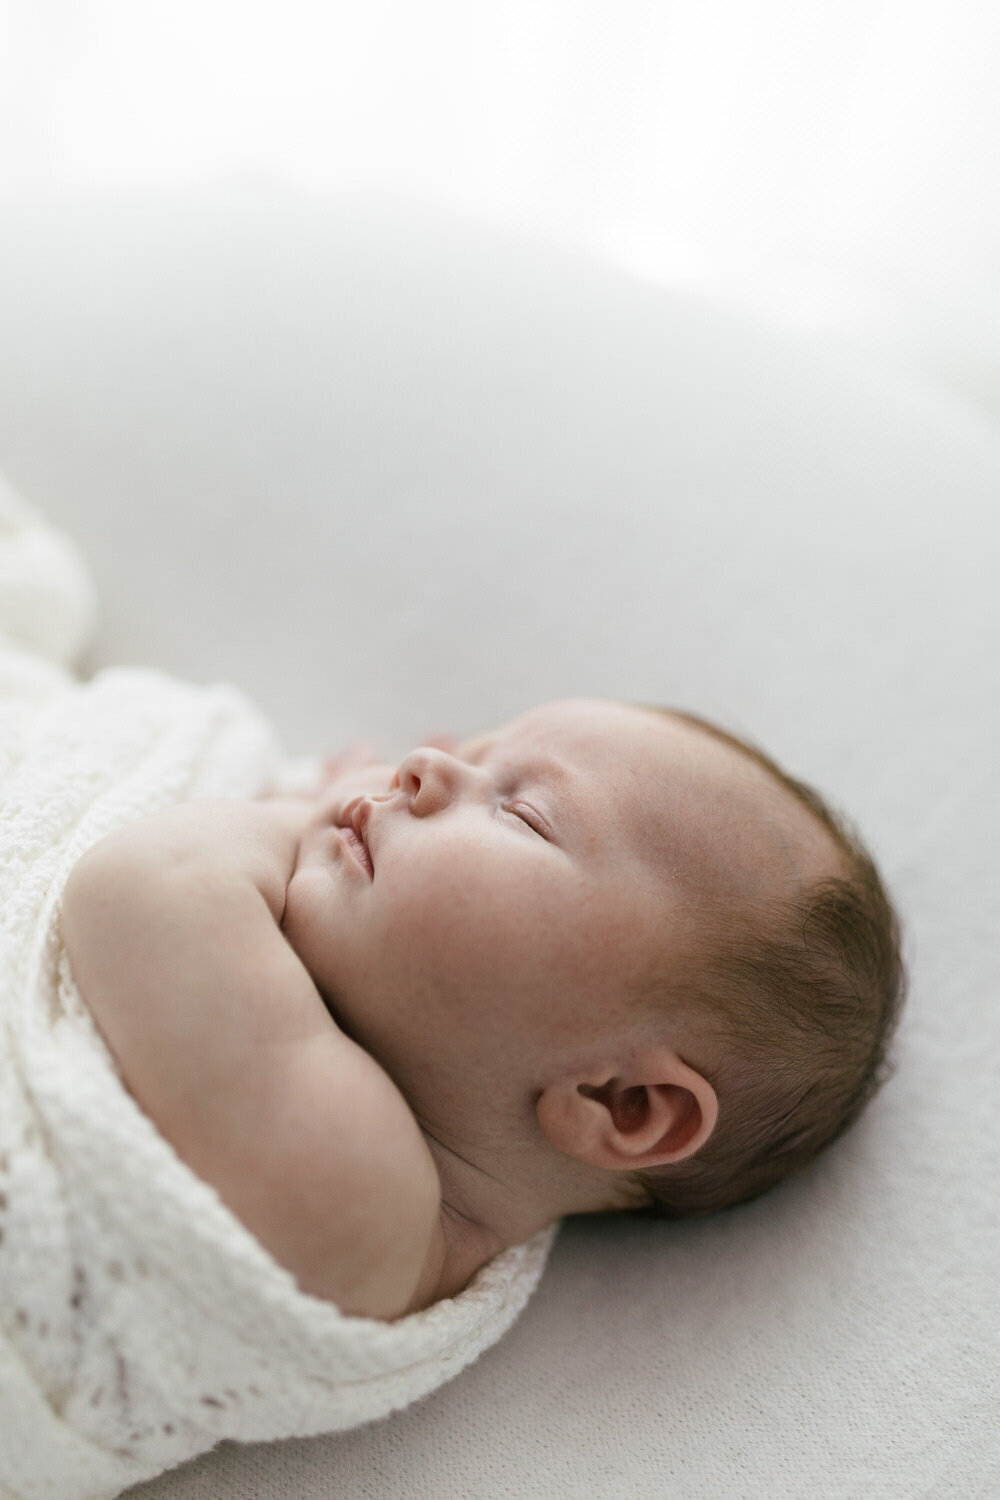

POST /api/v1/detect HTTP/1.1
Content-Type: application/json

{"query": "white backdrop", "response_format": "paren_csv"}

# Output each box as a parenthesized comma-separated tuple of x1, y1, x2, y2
(2, 1, 1000, 428)
(1, 186, 998, 1500)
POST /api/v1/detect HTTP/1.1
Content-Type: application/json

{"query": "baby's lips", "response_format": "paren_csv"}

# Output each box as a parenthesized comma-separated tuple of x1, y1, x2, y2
(337, 795, 375, 878)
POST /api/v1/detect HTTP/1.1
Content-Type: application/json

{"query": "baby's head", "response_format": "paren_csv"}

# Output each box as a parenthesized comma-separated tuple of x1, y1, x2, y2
(622, 706, 905, 1216)
(285, 698, 904, 1230)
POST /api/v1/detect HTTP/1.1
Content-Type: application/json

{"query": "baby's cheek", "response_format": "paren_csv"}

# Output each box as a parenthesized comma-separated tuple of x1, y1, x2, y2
(398, 867, 532, 981)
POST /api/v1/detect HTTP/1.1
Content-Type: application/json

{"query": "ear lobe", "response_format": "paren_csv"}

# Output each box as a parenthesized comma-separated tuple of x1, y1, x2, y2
(538, 1051, 718, 1173)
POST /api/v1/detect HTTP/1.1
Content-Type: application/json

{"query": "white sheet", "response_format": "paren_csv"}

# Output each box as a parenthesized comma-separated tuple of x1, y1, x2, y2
(0, 187, 996, 1499)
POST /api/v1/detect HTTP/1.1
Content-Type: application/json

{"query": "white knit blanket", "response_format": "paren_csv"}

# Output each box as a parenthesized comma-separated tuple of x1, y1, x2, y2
(0, 478, 555, 1500)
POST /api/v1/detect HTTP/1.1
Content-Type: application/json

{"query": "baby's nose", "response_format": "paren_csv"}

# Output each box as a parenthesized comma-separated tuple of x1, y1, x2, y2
(395, 746, 467, 815)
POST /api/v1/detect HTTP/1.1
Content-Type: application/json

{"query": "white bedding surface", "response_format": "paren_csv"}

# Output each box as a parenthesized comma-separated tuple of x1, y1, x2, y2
(0, 188, 997, 1499)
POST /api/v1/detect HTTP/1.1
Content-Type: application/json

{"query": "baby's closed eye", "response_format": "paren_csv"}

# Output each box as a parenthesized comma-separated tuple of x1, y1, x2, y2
(505, 802, 551, 839)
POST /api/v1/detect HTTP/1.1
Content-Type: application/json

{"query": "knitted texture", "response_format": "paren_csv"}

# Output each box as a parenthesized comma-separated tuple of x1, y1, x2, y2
(0, 482, 556, 1500)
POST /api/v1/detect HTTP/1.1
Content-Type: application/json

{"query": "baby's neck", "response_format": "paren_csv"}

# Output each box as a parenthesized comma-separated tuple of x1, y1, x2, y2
(415, 1122, 605, 1305)
(397, 1167, 504, 1311)
(433, 1205, 506, 1303)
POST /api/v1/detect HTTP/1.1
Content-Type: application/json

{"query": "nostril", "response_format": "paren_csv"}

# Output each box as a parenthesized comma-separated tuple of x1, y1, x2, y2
(394, 754, 423, 798)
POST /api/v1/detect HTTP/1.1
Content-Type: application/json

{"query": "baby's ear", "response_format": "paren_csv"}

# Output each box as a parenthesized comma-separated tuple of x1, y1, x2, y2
(536, 1048, 718, 1172)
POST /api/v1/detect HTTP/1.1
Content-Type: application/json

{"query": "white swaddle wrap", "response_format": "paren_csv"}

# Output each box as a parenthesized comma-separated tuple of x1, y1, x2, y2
(0, 479, 555, 1500)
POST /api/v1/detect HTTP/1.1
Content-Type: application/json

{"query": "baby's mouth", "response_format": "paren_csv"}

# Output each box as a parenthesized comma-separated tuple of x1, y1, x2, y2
(338, 798, 375, 879)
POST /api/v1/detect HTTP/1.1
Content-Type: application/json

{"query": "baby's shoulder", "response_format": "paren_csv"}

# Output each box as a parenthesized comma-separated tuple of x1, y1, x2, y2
(60, 808, 445, 1320)
(239, 1026, 445, 1319)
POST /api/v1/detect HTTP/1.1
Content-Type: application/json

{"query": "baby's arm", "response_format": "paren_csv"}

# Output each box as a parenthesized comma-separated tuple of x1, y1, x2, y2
(59, 799, 443, 1318)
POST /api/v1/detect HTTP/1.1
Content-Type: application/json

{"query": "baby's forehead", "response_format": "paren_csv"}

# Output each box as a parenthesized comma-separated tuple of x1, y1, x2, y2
(459, 697, 637, 757)
(457, 702, 735, 803)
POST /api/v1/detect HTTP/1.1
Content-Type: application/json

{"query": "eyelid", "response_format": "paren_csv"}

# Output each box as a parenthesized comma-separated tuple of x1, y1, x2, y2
(506, 800, 552, 840)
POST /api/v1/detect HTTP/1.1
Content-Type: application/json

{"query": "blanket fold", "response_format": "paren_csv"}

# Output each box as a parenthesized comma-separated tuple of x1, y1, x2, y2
(0, 479, 555, 1500)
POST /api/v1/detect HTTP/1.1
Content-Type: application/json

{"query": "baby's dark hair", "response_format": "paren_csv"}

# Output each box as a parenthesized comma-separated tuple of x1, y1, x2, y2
(628, 707, 906, 1218)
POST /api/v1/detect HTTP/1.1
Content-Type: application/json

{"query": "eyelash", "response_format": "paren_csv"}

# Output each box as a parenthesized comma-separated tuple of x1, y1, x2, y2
(505, 801, 549, 839)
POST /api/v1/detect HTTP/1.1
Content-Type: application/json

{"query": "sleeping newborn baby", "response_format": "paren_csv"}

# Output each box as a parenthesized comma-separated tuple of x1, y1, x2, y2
(63, 700, 904, 1314)
(0, 483, 905, 1500)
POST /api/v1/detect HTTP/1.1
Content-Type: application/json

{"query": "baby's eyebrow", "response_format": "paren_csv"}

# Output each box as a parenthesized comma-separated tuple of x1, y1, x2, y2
(530, 757, 574, 807)
(458, 733, 574, 800)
